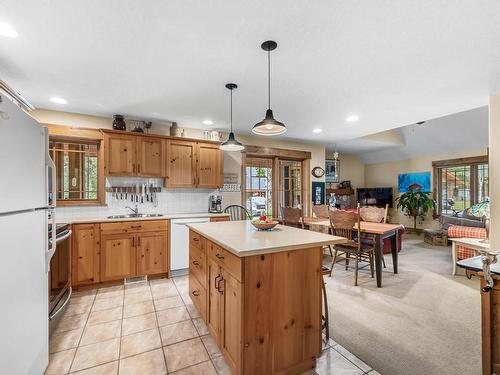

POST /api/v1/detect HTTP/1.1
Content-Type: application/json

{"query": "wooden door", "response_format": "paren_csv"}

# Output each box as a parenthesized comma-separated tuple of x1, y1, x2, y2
(136, 232, 167, 275)
(137, 136, 164, 177)
(166, 140, 196, 188)
(207, 258, 222, 341)
(105, 133, 136, 176)
(221, 269, 242, 374)
(196, 143, 223, 188)
(100, 233, 136, 281)
(71, 224, 100, 285)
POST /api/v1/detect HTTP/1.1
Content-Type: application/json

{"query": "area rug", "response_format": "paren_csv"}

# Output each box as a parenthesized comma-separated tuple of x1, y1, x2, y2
(325, 234, 481, 375)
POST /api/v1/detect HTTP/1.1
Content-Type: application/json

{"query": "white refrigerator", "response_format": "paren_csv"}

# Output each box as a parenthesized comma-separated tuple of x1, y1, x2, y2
(0, 90, 56, 374)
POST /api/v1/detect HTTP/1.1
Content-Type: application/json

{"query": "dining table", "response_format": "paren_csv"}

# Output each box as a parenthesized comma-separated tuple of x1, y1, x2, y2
(301, 217, 404, 288)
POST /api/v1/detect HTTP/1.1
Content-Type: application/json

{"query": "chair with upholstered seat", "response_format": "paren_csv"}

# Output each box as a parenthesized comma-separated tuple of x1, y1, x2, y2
(327, 208, 375, 286)
(224, 205, 251, 221)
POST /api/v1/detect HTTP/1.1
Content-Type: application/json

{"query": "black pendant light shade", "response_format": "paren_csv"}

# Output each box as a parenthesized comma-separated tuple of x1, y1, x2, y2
(220, 83, 244, 152)
(252, 40, 287, 136)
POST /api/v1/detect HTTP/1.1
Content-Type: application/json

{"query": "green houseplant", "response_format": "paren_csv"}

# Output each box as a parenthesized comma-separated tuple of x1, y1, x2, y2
(396, 191, 436, 232)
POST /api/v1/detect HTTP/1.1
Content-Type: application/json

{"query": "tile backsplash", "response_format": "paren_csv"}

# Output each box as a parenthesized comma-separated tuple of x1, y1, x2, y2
(56, 177, 218, 220)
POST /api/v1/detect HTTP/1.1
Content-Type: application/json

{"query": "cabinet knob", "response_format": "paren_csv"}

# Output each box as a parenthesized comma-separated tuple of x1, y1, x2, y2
(192, 290, 200, 296)
(192, 260, 200, 267)
(215, 253, 224, 260)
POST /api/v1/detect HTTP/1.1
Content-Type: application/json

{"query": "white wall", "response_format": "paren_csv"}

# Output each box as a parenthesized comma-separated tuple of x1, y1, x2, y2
(326, 153, 365, 191)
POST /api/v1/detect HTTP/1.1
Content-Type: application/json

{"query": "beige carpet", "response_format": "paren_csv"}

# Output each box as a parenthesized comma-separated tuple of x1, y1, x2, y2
(325, 234, 481, 375)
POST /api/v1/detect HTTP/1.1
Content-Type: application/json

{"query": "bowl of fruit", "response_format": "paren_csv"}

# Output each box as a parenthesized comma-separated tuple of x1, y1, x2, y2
(251, 214, 279, 231)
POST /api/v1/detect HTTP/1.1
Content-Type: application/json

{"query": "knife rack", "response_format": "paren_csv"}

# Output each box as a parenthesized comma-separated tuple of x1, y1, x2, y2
(105, 186, 162, 193)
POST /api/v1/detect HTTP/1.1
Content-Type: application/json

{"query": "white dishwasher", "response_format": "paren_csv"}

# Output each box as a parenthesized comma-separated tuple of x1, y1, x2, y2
(170, 217, 210, 272)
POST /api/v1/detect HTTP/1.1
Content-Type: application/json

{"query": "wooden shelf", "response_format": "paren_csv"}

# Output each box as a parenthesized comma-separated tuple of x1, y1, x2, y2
(326, 188, 354, 196)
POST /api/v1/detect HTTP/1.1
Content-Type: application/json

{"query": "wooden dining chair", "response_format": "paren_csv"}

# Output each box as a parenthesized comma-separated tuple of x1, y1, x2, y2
(311, 204, 334, 256)
(359, 204, 388, 268)
(312, 204, 330, 219)
(281, 207, 304, 229)
(224, 205, 251, 221)
(359, 204, 389, 223)
(327, 208, 375, 286)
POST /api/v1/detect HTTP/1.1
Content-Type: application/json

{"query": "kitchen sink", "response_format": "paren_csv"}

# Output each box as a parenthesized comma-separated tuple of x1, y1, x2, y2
(106, 213, 164, 219)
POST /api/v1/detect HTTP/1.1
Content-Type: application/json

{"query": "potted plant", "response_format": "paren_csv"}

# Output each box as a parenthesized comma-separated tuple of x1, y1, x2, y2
(396, 190, 436, 233)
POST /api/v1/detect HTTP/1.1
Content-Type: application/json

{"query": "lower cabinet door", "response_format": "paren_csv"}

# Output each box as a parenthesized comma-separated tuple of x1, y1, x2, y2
(100, 233, 136, 281)
(136, 232, 167, 275)
(207, 258, 222, 341)
(72, 224, 100, 285)
(221, 269, 242, 374)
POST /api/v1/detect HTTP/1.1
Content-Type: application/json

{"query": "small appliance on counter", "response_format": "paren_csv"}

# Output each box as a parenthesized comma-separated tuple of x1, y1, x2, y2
(209, 193, 222, 213)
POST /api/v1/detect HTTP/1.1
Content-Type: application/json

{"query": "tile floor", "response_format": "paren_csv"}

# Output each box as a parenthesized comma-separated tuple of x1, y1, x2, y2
(46, 275, 380, 375)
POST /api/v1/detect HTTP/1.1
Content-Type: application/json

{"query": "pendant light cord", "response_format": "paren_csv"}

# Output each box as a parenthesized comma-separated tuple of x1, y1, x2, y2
(230, 88, 233, 132)
(267, 47, 271, 109)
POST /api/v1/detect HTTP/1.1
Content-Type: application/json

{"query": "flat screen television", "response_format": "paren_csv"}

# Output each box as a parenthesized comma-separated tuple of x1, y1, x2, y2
(357, 187, 394, 208)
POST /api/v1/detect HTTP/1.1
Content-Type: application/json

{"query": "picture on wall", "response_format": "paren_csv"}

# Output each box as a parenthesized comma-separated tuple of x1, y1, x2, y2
(325, 159, 340, 183)
(398, 172, 431, 192)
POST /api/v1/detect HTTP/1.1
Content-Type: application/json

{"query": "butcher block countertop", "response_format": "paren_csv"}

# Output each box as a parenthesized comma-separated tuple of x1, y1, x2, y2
(187, 220, 347, 257)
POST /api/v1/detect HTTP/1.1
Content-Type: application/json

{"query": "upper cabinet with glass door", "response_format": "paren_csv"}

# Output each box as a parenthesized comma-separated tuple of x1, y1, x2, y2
(49, 137, 104, 206)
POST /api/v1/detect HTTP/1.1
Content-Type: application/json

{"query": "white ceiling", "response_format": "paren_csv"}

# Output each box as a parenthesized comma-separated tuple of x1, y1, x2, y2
(2, 1, 500, 144)
(351, 106, 489, 163)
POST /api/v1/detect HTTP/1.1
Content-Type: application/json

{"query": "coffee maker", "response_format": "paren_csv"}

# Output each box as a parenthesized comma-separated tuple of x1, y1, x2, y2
(208, 194, 222, 213)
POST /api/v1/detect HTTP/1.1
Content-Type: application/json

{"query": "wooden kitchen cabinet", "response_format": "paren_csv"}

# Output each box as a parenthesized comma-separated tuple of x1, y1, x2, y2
(105, 132, 136, 176)
(104, 131, 164, 177)
(207, 257, 223, 341)
(220, 268, 243, 372)
(137, 136, 164, 177)
(136, 231, 167, 275)
(101, 220, 169, 281)
(196, 142, 223, 188)
(71, 224, 100, 286)
(166, 140, 197, 188)
(100, 233, 137, 281)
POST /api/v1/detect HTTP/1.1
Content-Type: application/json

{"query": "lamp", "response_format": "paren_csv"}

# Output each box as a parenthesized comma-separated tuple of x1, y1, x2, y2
(252, 40, 287, 136)
(220, 83, 244, 152)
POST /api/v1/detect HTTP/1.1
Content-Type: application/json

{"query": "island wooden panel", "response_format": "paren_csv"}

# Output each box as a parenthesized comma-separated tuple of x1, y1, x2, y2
(189, 230, 322, 375)
(481, 277, 500, 375)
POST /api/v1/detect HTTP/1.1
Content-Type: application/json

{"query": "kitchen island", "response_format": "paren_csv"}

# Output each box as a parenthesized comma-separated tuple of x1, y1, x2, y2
(187, 220, 346, 375)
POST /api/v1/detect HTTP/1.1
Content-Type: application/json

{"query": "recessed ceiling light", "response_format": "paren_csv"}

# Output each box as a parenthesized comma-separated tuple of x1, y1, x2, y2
(346, 115, 359, 122)
(312, 128, 323, 133)
(203, 120, 213, 125)
(50, 97, 68, 105)
(0, 22, 18, 38)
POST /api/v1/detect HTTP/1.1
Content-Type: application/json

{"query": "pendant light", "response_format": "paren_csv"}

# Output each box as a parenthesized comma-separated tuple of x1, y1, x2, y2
(252, 40, 287, 136)
(220, 83, 245, 152)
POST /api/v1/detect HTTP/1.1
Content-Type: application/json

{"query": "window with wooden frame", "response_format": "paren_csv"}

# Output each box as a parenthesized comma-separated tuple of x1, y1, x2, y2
(432, 155, 489, 216)
(241, 146, 311, 219)
(48, 131, 105, 206)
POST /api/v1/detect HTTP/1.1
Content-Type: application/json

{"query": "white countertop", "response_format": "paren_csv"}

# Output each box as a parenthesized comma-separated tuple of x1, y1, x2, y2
(187, 220, 347, 257)
(56, 212, 229, 224)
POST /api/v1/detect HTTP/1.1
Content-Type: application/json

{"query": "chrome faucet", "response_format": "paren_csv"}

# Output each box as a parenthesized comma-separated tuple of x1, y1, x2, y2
(125, 205, 139, 215)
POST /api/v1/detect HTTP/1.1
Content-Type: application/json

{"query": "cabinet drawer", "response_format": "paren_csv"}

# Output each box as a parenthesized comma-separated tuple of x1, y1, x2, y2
(207, 242, 242, 282)
(189, 271, 207, 320)
(101, 220, 168, 235)
(189, 230, 204, 250)
(189, 244, 207, 288)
